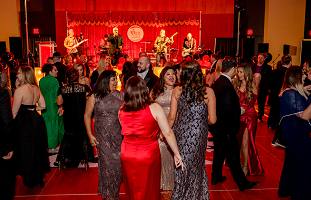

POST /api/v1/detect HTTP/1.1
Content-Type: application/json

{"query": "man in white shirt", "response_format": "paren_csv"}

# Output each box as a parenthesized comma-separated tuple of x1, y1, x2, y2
(137, 56, 158, 92)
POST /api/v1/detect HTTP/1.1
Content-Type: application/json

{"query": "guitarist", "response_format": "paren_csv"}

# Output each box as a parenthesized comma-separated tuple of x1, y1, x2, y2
(154, 29, 174, 67)
(182, 33, 196, 58)
(64, 29, 79, 58)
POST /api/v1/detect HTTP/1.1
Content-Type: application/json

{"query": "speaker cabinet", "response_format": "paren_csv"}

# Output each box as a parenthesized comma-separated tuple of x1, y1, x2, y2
(241, 38, 255, 63)
(258, 43, 269, 54)
(300, 40, 311, 66)
(0, 41, 6, 56)
(9, 37, 23, 60)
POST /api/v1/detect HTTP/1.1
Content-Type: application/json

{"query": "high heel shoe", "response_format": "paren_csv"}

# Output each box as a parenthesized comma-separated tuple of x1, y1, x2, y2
(242, 165, 248, 176)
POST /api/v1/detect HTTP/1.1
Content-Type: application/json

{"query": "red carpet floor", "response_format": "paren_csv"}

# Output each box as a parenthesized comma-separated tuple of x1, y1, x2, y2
(14, 106, 290, 200)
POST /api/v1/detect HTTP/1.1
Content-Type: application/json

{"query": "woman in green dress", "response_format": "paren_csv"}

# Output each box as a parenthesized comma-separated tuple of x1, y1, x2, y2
(39, 64, 64, 153)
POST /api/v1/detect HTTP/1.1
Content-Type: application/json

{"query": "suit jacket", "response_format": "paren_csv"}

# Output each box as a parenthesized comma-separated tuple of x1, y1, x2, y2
(107, 34, 124, 54)
(144, 68, 158, 92)
(266, 66, 288, 105)
(0, 87, 14, 157)
(210, 60, 218, 74)
(211, 75, 241, 136)
(251, 63, 272, 90)
(54, 61, 69, 87)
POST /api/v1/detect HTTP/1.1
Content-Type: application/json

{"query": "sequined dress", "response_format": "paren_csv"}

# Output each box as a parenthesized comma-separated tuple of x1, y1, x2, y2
(154, 88, 175, 191)
(171, 92, 209, 200)
(94, 91, 124, 200)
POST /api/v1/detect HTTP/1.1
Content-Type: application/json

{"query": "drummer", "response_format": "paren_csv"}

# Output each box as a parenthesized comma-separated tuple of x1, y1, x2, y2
(99, 34, 110, 49)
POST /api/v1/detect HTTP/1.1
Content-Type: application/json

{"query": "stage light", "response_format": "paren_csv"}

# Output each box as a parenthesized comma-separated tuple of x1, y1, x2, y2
(153, 67, 163, 77)
(309, 30, 311, 37)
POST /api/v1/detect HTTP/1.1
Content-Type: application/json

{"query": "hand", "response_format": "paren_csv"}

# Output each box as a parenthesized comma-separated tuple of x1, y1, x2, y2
(57, 107, 63, 116)
(2, 151, 13, 160)
(159, 132, 164, 141)
(118, 46, 123, 50)
(174, 154, 185, 171)
(89, 135, 99, 146)
(241, 107, 245, 115)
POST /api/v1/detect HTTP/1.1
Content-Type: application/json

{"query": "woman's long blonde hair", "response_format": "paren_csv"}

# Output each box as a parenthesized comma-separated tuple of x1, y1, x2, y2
(18, 66, 38, 87)
(233, 63, 253, 102)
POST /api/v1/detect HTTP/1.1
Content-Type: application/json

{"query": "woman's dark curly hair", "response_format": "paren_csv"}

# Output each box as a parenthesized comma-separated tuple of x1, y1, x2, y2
(88, 70, 116, 98)
(151, 66, 177, 100)
(65, 67, 79, 83)
(41, 64, 54, 74)
(180, 60, 206, 104)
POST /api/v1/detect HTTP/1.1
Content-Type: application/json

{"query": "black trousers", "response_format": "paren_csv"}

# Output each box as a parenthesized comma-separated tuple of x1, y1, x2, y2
(268, 99, 280, 128)
(0, 157, 16, 200)
(212, 134, 248, 187)
(156, 52, 167, 67)
(257, 88, 268, 117)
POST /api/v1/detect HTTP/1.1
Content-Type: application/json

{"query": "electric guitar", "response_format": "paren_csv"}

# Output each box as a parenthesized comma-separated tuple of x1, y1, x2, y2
(156, 32, 178, 53)
(67, 39, 88, 54)
(182, 48, 197, 57)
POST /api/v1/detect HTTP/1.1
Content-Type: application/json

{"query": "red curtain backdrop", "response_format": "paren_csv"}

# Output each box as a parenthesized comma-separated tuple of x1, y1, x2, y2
(67, 11, 200, 60)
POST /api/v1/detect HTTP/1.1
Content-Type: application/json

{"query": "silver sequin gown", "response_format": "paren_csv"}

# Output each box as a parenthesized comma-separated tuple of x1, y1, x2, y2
(155, 88, 175, 190)
(94, 91, 124, 200)
(171, 92, 209, 200)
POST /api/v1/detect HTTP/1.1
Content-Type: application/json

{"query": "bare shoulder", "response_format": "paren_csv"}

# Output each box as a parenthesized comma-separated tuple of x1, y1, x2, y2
(149, 102, 161, 110)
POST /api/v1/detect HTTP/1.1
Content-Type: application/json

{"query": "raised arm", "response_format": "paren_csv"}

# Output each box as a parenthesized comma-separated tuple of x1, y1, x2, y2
(84, 94, 98, 146)
(150, 103, 184, 170)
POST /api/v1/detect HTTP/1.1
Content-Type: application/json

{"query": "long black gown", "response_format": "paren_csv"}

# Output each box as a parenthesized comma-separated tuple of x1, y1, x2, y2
(14, 104, 51, 188)
(171, 92, 209, 200)
(56, 83, 94, 167)
(278, 89, 311, 200)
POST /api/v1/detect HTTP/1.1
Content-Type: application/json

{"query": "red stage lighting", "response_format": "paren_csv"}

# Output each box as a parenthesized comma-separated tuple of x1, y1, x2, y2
(33, 27, 39, 34)
(309, 30, 311, 37)
(247, 29, 253, 36)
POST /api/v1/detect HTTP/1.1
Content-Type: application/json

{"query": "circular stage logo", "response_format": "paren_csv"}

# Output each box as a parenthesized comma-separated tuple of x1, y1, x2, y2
(127, 25, 144, 42)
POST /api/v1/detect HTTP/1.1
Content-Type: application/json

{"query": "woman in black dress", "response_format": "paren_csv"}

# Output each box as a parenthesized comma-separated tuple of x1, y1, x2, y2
(12, 66, 50, 187)
(56, 68, 94, 168)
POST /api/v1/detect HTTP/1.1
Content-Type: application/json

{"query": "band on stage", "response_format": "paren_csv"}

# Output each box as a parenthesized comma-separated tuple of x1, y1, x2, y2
(63, 28, 204, 67)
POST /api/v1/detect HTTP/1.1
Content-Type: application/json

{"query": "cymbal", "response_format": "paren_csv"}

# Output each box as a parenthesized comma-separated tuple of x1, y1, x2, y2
(140, 42, 151, 43)
(146, 40, 154, 42)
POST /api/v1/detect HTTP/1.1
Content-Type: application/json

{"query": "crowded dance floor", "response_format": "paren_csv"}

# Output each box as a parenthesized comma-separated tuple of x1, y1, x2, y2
(1, 0, 311, 200)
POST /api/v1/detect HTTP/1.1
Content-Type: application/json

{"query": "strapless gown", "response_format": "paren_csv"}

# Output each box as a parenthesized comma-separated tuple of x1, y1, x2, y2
(236, 90, 264, 175)
(119, 106, 161, 200)
(14, 104, 50, 187)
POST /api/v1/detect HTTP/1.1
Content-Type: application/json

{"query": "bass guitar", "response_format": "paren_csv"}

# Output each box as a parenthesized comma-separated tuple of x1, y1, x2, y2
(156, 32, 178, 53)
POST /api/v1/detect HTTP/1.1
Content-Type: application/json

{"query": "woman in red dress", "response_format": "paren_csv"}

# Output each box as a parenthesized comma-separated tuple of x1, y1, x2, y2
(119, 76, 184, 200)
(233, 63, 264, 176)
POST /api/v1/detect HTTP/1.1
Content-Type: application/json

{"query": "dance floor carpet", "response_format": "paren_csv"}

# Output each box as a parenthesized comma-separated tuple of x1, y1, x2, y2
(14, 105, 290, 200)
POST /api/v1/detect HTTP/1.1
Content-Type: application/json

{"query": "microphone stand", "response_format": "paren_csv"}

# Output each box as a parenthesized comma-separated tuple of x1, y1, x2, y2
(271, 54, 280, 69)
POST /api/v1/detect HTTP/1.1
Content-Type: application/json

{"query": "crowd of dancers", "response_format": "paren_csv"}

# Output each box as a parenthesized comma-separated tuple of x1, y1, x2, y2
(1, 51, 311, 200)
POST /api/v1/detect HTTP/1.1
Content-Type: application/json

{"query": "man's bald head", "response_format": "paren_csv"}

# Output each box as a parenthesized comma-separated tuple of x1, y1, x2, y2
(137, 56, 150, 73)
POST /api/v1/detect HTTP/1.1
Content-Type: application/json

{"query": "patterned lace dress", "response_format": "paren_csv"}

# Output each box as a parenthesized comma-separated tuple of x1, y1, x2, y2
(171, 92, 209, 200)
(94, 91, 124, 200)
(154, 88, 175, 191)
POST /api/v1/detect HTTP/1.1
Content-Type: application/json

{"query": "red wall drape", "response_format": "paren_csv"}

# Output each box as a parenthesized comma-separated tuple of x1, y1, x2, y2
(67, 11, 200, 60)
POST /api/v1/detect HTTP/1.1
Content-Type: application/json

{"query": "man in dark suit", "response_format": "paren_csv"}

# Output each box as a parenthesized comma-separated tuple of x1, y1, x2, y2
(251, 53, 272, 122)
(107, 27, 124, 55)
(137, 56, 158, 92)
(209, 53, 218, 74)
(53, 52, 69, 87)
(266, 55, 291, 147)
(0, 87, 15, 200)
(211, 57, 259, 191)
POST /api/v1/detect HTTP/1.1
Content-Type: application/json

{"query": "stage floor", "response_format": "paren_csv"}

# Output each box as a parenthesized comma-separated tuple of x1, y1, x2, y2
(13, 105, 290, 200)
